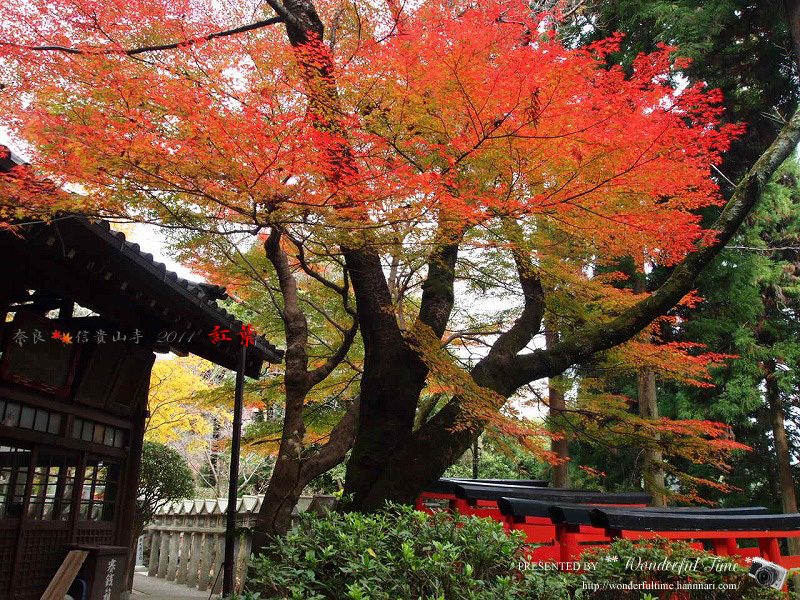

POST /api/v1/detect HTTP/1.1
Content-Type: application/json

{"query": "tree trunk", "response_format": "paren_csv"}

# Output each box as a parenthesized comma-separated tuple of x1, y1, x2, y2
(472, 437, 479, 479)
(255, 456, 307, 539)
(341, 247, 432, 507)
(254, 386, 308, 539)
(545, 328, 569, 488)
(632, 273, 666, 506)
(252, 229, 359, 547)
(637, 367, 666, 506)
(764, 360, 800, 565)
(252, 394, 359, 546)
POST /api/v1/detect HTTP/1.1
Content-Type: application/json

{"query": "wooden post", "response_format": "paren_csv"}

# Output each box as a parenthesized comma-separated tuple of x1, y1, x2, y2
(41, 550, 89, 600)
(176, 530, 192, 584)
(186, 533, 203, 588)
(138, 495, 261, 593)
(235, 534, 252, 593)
(759, 537, 782, 564)
(166, 532, 180, 581)
(212, 534, 225, 594)
(711, 539, 730, 557)
(557, 524, 579, 563)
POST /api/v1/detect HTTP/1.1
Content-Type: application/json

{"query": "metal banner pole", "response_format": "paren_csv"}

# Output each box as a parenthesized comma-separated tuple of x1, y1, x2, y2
(223, 345, 246, 595)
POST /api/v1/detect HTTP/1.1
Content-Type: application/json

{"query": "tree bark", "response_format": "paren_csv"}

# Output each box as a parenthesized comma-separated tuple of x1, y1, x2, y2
(472, 437, 480, 479)
(254, 396, 359, 542)
(637, 368, 666, 506)
(632, 273, 666, 506)
(764, 359, 800, 595)
(764, 362, 800, 513)
(545, 327, 570, 488)
(341, 247, 432, 506)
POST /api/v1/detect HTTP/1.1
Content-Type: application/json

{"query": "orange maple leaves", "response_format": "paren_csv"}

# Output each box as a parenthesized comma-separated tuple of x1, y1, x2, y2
(51, 330, 73, 344)
(0, 0, 739, 269)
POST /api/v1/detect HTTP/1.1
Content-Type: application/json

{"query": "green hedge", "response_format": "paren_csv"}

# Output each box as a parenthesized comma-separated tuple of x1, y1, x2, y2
(234, 503, 784, 600)
(579, 539, 784, 600)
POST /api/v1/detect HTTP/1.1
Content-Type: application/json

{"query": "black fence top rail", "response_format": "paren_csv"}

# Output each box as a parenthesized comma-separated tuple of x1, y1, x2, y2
(453, 483, 652, 504)
(554, 505, 769, 526)
(496, 497, 769, 524)
(589, 509, 800, 531)
(424, 479, 549, 495)
(445, 478, 549, 487)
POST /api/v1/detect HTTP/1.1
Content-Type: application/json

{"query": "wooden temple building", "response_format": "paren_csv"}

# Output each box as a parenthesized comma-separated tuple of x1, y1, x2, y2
(0, 149, 282, 599)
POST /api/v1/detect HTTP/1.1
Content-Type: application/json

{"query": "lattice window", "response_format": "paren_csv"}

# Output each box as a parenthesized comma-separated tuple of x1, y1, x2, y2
(0, 445, 32, 518)
(0, 527, 17, 595)
(79, 459, 119, 522)
(27, 452, 77, 521)
(15, 528, 70, 600)
(75, 528, 114, 546)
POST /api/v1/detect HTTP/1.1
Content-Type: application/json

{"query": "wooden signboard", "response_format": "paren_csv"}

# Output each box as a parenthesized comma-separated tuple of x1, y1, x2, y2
(0, 313, 80, 396)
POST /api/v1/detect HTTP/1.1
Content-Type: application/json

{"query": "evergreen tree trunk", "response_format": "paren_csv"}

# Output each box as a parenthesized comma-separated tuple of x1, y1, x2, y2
(631, 271, 666, 505)
(472, 438, 480, 479)
(637, 368, 666, 506)
(764, 360, 800, 569)
(765, 367, 798, 513)
(545, 327, 570, 488)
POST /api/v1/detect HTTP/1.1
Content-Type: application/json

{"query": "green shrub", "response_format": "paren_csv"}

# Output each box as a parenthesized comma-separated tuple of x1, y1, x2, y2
(137, 440, 194, 528)
(240, 505, 784, 600)
(576, 538, 784, 600)
(246, 503, 531, 599)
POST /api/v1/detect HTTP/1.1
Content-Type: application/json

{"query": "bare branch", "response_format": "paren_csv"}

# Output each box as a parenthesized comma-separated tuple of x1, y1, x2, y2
(2, 16, 284, 56)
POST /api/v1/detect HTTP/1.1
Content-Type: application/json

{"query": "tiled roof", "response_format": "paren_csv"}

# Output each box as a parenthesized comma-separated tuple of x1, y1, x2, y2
(82, 218, 282, 363)
(1, 144, 283, 367)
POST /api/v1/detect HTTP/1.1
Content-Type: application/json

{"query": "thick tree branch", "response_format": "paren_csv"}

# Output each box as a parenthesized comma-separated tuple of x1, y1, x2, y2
(415, 237, 462, 338)
(302, 395, 360, 477)
(487, 219, 545, 357)
(307, 319, 359, 387)
(508, 107, 800, 390)
(343, 246, 405, 353)
(265, 228, 310, 392)
(2, 17, 284, 56)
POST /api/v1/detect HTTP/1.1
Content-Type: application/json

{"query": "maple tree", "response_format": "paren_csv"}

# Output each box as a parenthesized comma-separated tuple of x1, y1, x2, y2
(2, 0, 800, 533)
(195, 237, 360, 533)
